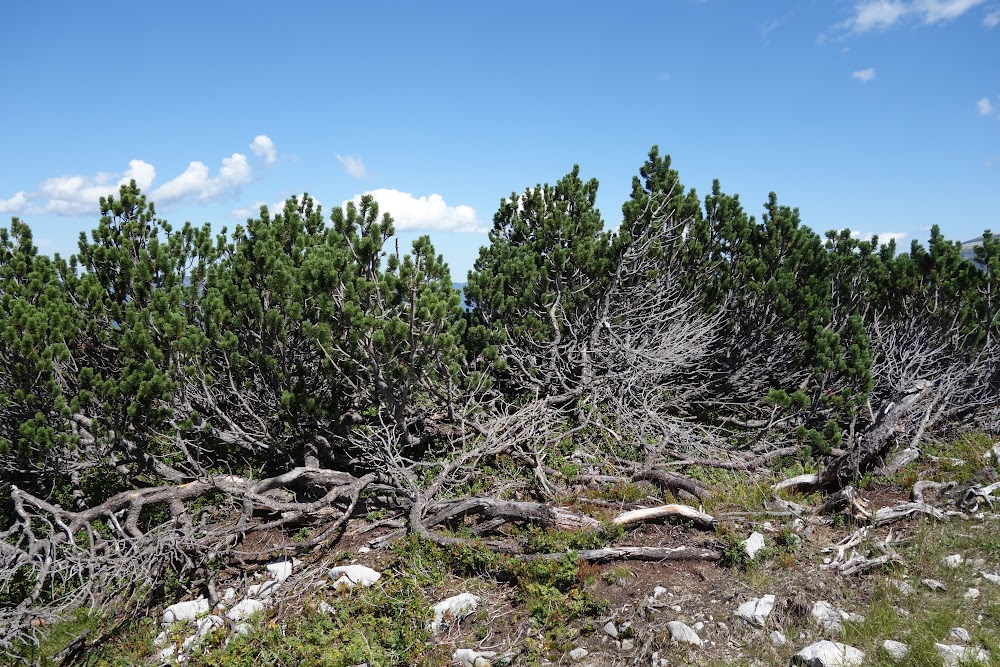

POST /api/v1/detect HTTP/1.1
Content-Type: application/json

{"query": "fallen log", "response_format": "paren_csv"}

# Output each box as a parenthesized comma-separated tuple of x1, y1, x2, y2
(611, 504, 715, 530)
(523, 545, 720, 563)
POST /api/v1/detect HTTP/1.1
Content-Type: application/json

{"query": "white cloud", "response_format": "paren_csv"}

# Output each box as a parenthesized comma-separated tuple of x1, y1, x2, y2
(231, 201, 268, 219)
(336, 154, 367, 179)
(843, 1, 909, 31)
(152, 153, 252, 204)
(342, 189, 486, 233)
(985, 5, 1000, 27)
(978, 97, 996, 116)
(852, 67, 877, 82)
(31, 159, 156, 216)
(0, 191, 27, 214)
(249, 135, 277, 165)
(836, 0, 984, 34)
(916, 0, 986, 22)
(851, 230, 908, 245)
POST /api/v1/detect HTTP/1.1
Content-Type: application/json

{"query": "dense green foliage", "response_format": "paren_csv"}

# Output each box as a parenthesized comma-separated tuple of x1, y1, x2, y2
(2, 146, 998, 663)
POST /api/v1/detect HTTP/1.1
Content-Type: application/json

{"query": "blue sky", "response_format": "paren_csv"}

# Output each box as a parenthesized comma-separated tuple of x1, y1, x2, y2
(2, 1, 998, 279)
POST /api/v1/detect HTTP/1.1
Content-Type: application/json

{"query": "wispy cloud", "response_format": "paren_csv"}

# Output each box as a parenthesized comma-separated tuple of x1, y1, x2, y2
(249, 135, 277, 165)
(829, 0, 986, 38)
(231, 201, 268, 220)
(978, 97, 996, 116)
(336, 154, 367, 179)
(852, 67, 877, 82)
(342, 189, 486, 233)
(985, 5, 1000, 27)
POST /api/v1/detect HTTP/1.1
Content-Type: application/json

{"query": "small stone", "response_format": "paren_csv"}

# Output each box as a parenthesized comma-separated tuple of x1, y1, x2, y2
(981, 571, 1000, 585)
(964, 588, 981, 600)
(158, 646, 176, 661)
(429, 593, 479, 633)
(357, 545, 371, 554)
(197, 615, 224, 637)
(770, 630, 788, 646)
(792, 640, 864, 667)
(811, 601, 843, 632)
(882, 640, 909, 661)
(762, 521, 775, 532)
(666, 620, 703, 646)
(328, 565, 382, 589)
(652, 585, 668, 599)
(717, 621, 729, 633)
(265, 557, 295, 582)
(670, 604, 682, 613)
(568, 647, 589, 661)
(735, 594, 775, 627)
(602, 621, 618, 638)
(453, 648, 496, 667)
(247, 579, 282, 599)
(232, 622, 251, 637)
(949, 627, 971, 642)
(935, 643, 990, 667)
(921, 578, 946, 591)
(227, 599, 265, 621)
(693, 621, 704, 631)
(942, 554, 964, 568)
(744, 531, 766, 559)
(162, 597, 210, 625)
(620, 638, 635, 651)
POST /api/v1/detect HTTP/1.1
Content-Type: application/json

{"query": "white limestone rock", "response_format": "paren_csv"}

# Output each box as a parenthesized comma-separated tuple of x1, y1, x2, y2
(770, 630, 788, 646)
(602, 621, 618, 638)
(162, 597, 210, 625)
(935, 643, 990, 667)
(942, 554, 964, 568)
(328, 564, 382, 589)
(735, 594, 775, 627)
(197, 614, 225, 637)
(429, 593, 479, 633)
(247, 578, 282, 599)
(964, 587, 981, 600)
(568, 647, 589, 661)
(810, 601, 864, 632)
(744, 531, 766, 559)
(792, 640, 864, 667)
(453, 648, 496, 667)
(980, 571, 1000, 585)
(882, 640, 909, 661)
(922, 578, 946, 591)
(265, 557, 296, 582)
(891, 579, 915, 595)
(666, 620, 702, 646)
(949, 627, 971, 642)
(227, 599, 265, 621)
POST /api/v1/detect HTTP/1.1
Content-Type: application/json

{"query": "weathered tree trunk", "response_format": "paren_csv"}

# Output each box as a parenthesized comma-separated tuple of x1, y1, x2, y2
(817, 381, 932, 490)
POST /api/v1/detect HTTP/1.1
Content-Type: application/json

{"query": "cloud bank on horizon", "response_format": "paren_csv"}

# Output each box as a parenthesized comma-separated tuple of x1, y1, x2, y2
(2, 135, 486, 235)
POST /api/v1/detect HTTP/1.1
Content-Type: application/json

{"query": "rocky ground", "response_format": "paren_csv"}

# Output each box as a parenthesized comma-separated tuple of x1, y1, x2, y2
(19, 437, 1000, 667)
